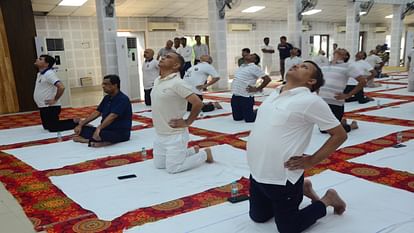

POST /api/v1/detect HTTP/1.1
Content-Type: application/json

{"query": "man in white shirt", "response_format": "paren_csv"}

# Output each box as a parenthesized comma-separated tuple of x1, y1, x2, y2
(248, 60, 347, 233)
(231, 54, 271, 122)
(151, 52, 213, 174)
(312, 50, 329, 67)
(193, 35, 209, 65)
(261, 37, 275, 75)
(365, 49, 384, 85)
(177, 37, 192, 78)
(142, 49, 159, 106)
(173, 37, 181, 50)
(157, 40, 174, 60)
(33, 55, 78, 132)
(319, 48, 367, 132)
(284, 48, 303, 78)
(183, 55, 222, 112)
(344, 51, 375, 104)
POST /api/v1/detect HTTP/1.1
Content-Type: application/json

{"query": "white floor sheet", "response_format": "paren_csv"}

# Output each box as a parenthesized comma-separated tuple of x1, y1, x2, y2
(344, 98, 400, 112)
(191, 115, 255, 134)
(377, 87, 414, 96)
(4, 128, 203, 171)
(124, 170, 414, 233)
(350, 140, 414, 173)
(50, 144, 250, 221)
(0, 118, 142, 146)
(361, 102, 414, 121)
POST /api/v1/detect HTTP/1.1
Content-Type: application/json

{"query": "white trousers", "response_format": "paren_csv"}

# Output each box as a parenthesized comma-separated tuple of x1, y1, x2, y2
(262, 59, 273, 75)
(153, 129, 207, 174)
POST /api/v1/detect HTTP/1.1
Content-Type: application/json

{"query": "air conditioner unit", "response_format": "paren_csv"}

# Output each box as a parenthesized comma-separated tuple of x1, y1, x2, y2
(148, 22, 179, 31)
(228, 23, 253, 32)
(375, 26, 387, 33)
(337, 26, 346, 33)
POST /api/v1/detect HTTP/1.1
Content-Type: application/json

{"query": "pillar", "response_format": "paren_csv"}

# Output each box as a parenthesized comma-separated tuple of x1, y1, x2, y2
(345, 1, 361, 59)
(389, 4, 404, 66)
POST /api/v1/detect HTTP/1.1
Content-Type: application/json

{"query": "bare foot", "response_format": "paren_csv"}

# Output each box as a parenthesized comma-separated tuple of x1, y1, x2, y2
(321, 189, 346, 215)
(73, 118, 81, 124)
(213, 102, 223, 109)
(73, 136, 89, 143)
(89, 141, 112, 148)
(350, 121, 358, 130)
(193, 145, 200, 153)
(204, 148, 214, 163)
(340, 118, 347, 125)
(303, 179, 320, 202)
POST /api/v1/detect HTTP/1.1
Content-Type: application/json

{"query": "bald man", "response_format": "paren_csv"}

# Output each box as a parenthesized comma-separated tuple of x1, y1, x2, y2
(157, 40, 175, 60)
(183, 55, 222, 112)
(151, 52, 213, 174)
(143, 49, 159, 106)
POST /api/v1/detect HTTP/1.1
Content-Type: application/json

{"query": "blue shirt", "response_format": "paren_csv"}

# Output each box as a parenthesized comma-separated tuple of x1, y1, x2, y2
(97, 91, 132, 131)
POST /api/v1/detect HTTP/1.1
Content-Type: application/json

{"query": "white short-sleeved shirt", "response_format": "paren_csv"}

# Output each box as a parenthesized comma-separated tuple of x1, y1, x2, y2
(232, 63, 266, 97)
(347, 60, 373, 85)
(284, 56, 303, 75)
(33, 69, 61, 108)
(312, 55, 329, 67)
(365, 54, 382, 69)
(177, 46, 193, 62)
(151, 72, 194, 135)
(193, 44, 209, 60)
(142, 59, 159, 89)
(183, 62, 219, 95)
(319, 62, 364, 106)
(261, 45, 274, 62)
(247, 87, 340, 185)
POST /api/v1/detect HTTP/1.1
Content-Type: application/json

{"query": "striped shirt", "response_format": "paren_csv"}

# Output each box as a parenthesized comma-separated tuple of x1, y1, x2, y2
(232, 63, 266, 97)
(319, 62, 364, 106)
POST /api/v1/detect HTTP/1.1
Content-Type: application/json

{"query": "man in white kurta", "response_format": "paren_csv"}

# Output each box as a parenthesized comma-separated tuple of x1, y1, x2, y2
(142, 49, 159, 106)
(261, 37, 275, 75)
(151, 52, 213, 174)
(247, 60, 347, 233)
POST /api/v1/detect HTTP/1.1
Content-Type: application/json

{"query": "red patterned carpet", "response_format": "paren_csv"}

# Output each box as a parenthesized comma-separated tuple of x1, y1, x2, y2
(0, 77, 413, 233)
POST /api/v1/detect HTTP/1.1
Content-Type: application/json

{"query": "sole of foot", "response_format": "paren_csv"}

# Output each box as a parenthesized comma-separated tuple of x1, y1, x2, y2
(350, 121, 358, 130)
(205, 148, 214, 163)
(193, 145, 200, 153)
(214, 102, 223, 109)
(324, 189, 346, 215)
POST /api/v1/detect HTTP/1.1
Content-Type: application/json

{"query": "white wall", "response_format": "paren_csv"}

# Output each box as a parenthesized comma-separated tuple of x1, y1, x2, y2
(35, 16, 389, 87)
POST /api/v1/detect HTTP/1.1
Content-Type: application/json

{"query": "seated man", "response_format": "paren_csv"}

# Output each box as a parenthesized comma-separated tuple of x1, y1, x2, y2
(73, 75, 132, 147)
(184, 55, 222, 112)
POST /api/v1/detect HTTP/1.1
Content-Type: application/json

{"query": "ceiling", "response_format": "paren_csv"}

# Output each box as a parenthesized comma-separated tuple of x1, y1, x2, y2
(31, 0, 414, 24)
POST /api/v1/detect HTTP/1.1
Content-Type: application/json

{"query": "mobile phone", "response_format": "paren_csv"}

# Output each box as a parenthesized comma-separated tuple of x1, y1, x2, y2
(117, 174, 137, 180)
(227, 194, 249, 203)
(393, 144, 407, 148)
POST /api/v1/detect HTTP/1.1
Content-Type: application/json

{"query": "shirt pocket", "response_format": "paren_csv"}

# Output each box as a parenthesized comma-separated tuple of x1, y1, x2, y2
(270, 107, 291, 126)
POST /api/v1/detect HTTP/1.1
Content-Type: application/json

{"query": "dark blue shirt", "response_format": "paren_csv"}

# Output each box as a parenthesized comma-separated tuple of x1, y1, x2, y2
(97, 91, 132, 131)
(277, 43, 293, 59)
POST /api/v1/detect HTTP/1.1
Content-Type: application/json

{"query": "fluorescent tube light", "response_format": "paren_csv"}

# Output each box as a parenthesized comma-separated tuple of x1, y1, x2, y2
(301, 9, 322, 16)
(58, 0, 88, 6)
(242, 6, 265, 13)
(385, 14, 393, 18)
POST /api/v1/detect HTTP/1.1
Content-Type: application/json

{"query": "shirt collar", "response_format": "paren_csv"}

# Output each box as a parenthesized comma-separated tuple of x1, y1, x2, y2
(277, 86, 310, 95)
(160, 72, 179, 81)
(40, 68, 52, 75)
(145, 58, 153, 62)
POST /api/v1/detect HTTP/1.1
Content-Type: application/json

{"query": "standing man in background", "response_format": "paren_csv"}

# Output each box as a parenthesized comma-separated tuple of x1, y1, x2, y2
(157, 40, 174, 60)
(261, 37, 275, 75)
(33, 54, 79, 132)
(277, 36, 293, 82)
(177, 37, 192, 78)
(142, 49, 159, 106)
(173, 37, 181, 50)
(193, 35, 209, 65)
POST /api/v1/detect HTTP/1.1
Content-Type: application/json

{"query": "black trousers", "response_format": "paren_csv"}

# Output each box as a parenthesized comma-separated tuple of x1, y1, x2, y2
(194, 59, 200, 65)
(280, 58, 286, 80)
(180, 61, 192, 79)
(231, 95, 256, 122)
(249, 175, 327, 233)
(79, 125, 130, 144)
(187, 95, 215, 112)
(39, 106, 77, 132)
(328, 104, 351, 132)
(344, 85, 365, 103)
(144, 89, 152, 106)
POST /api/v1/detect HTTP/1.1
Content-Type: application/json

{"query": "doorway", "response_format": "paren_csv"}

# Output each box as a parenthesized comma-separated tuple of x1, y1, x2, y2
(310, 34, 330, 59)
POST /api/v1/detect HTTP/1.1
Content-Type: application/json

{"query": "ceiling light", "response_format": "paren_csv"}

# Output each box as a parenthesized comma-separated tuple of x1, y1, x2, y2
(301, 9, 322, 16)
(359, 11, 367, 16)
(242, 6, 265, 13)
(58, 0, 88, 6)
(385, 14, 393, 18)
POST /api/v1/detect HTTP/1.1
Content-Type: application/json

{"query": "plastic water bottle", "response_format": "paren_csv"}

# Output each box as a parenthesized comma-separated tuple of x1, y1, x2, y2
(199, 112, 204, 119)
(231, 181, 238, 198)
(396, 132, 403, 145)
(141, 147, 147, 160)
(57, 132, 62, 142)
(376, 99, 381, 108)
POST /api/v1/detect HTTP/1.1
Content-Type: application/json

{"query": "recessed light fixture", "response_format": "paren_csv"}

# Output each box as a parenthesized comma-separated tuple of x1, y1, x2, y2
(359, 11, 367, 16)
(58, 0, 88, 6)
(242, 6, 265, 13)
(301, 9, 322, 16)
(385, 14, 393, 18)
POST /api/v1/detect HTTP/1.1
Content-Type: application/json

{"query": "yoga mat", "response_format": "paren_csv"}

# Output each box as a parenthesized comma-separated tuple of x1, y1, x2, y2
(377, 88, 414, 96)
(191, 115, 254, 134)
(344, 98, 400, 112)
(361, 102, 414, 121)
